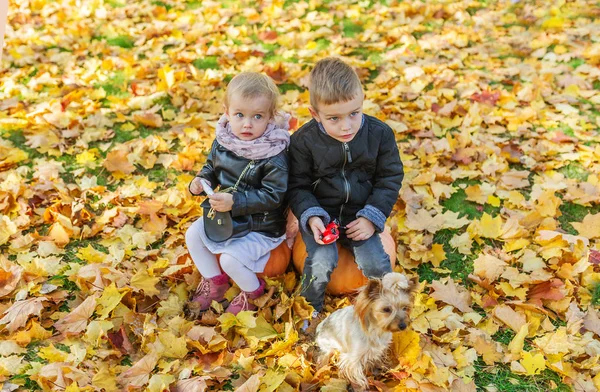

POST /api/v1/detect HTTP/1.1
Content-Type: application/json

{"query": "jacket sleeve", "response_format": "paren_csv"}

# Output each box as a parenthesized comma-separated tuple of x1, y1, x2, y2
(230, 155, 288, 217)
(364, 126, 404, 220)
(191, 140, 219, 195)
(286, 136, 330, 231)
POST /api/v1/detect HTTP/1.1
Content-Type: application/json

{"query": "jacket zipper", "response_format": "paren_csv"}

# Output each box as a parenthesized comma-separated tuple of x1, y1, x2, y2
(339, 143, 351, 223)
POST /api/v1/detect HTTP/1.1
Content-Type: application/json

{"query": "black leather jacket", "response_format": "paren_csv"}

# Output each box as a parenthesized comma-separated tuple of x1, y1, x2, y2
(193, 141, 288, 238)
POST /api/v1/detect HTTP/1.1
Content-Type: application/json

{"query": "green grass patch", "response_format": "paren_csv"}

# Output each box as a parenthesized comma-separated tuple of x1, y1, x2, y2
(105, 0, 125, 7)
(106, 35, 135, 49)
(151, 0, 173, 10)
(417, 228, 478, 284)
(474, 360, 571, 391)
(558, 202, 600, 235)
(443, 184, 498, 220)
(593, 80, 600, 90)
(279, 83, 304, 93)
(567, 58, 585, 69)
(8, 374, 42, 391)
(341, 19, 364, 37)
(63, 239, 109, 265)
(192, 56, 219, 70)
(49, 274, 79, 292)
(96, 71, 129, 98)
(558, 162, 589, 181)
(591, 284, 600, 306)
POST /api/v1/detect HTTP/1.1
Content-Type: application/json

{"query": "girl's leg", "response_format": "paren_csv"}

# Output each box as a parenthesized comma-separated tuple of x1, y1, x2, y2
(219, 254, 260, 292)
(219, 254, 266, 315)
(185, 219, 221, 278)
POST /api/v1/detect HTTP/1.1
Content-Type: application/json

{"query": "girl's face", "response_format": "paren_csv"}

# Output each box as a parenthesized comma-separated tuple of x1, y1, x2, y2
(225, 94, 273, 141)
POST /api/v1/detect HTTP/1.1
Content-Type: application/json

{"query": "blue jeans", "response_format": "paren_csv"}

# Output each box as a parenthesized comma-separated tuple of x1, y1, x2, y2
(299, 230, 392, 311)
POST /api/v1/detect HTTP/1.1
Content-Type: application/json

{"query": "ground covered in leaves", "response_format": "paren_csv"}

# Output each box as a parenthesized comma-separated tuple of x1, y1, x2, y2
(1, 0, 600, 391)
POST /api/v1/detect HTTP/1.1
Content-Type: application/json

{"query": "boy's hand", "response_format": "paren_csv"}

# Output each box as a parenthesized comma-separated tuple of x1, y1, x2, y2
(346, 217, 375, 241)
(189, 177, 206, 195)
(208, 193, 233, 212)
(308, 216, 326, 245)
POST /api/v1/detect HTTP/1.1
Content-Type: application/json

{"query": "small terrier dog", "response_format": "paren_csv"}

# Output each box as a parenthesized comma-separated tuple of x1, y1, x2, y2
(315, 272, 415, 390)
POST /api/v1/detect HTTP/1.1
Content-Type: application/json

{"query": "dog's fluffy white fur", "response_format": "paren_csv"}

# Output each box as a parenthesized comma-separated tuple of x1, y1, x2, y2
(315, 272, 415, 390)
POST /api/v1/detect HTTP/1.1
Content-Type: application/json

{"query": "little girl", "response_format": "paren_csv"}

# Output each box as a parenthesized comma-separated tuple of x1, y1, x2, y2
(185, 72, 290, 315)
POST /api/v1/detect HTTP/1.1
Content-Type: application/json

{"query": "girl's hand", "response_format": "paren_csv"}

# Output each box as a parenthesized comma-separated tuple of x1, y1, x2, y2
(208, 193, 234, 212)
(346, 217, 375, 241)
(189, 177, 207, 195)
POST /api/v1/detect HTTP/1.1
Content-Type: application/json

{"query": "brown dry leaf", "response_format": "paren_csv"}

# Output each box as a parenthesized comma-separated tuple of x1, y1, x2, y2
(583, 308, 600, 337)
(133, 112, 163, 128)
(471, 334, 503, 365)
(0, 258, 22, 298)
(430, 278, 473, 313)
(104, 150, 136, 174)
(54, 295, 97, 335)
(234, 373, 263, 392)
(571, 213, 600, 239)
(473, 253, 507, 281)
(0, 297, 47, 332)
(118, 352, 159, 388)
(494, 304, 526, 332)
(174, 376, 209, 392)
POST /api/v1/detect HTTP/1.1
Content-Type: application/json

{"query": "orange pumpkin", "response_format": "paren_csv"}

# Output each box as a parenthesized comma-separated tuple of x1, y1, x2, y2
(259, 242, 291, 277)
(292, 230, 396, 295)
(216, 241, 291, 278)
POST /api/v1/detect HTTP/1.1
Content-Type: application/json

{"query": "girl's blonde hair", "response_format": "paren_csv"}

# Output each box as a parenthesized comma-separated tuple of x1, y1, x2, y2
(225, 72, 280, 117)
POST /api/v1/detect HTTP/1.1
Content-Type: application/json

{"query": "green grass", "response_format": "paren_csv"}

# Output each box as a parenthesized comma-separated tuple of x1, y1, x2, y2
(95, 71, 129, 98)
(591, 284, 600, 306)
(442, 181, 501, 220)
(49, 274, 79, 292)
(593, 80, 600, 90)
(8, 374, 42, 391)
(474, 360, 572, 391)
(558, 202, 600, 235)
(151, 0, 173, 10)
(341, 19, 364, 37)
(192, 56, 219, 70)
(106, 35, 135, 49)
(279, 83, 304, 93)
(416, 228, 479, 284)
(558, 162, 589, 181)
(567, 58, 585, 69)
(63, 239, 109, 265)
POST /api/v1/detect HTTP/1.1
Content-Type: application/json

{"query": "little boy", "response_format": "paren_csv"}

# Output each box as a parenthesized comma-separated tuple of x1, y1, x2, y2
(288, 57, 404, 317)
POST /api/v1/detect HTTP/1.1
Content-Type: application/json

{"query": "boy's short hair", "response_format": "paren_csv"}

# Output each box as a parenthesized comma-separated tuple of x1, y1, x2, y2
(309, 57, 362, 109)
(226, 72, 280, 117)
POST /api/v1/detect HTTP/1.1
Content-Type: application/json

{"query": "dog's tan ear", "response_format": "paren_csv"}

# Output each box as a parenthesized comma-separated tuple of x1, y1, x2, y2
(355, 278, 381, 329)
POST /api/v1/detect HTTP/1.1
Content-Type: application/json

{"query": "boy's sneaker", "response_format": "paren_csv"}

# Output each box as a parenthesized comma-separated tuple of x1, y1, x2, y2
(226, 279, 266, 315)
(301, 310, 324, 336)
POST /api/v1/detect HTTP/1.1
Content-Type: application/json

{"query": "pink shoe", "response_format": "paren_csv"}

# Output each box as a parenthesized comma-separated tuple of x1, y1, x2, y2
(190, 273, 230, 311)
(226, 279, 266, 315)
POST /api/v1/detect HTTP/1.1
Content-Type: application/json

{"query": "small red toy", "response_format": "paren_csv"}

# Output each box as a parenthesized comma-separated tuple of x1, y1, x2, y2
(320, 220, 340, 244)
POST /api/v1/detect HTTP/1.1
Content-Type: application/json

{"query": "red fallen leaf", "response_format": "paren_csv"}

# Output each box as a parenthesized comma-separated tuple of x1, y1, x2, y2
(288, 116, 298, 130)
(552, 131, 578, 143)
(455, 105, 468, 116)
(528, 279, 565, 305)
(476, 205, 483, 212)
(264, 64, 286, 84)
(501, 143, 524, 163)
(590, 249, 600, 265)
(451, 147, 475, 164)
(390, 370, 410, 380)
(470, 91, 500, 106)
(431, 103, 441, 113)
(258, 30, 278, 41)
(482, 294, 498, 308)
(107, 325, 134, 355)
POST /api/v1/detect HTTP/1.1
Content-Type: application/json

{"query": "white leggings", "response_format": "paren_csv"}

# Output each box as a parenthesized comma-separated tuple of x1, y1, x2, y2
(185, 223, 260, 292)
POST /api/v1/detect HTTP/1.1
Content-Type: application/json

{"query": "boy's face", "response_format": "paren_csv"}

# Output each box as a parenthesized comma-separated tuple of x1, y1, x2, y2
(225, 94, 272, 141)
(309, 91, 363, 143)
